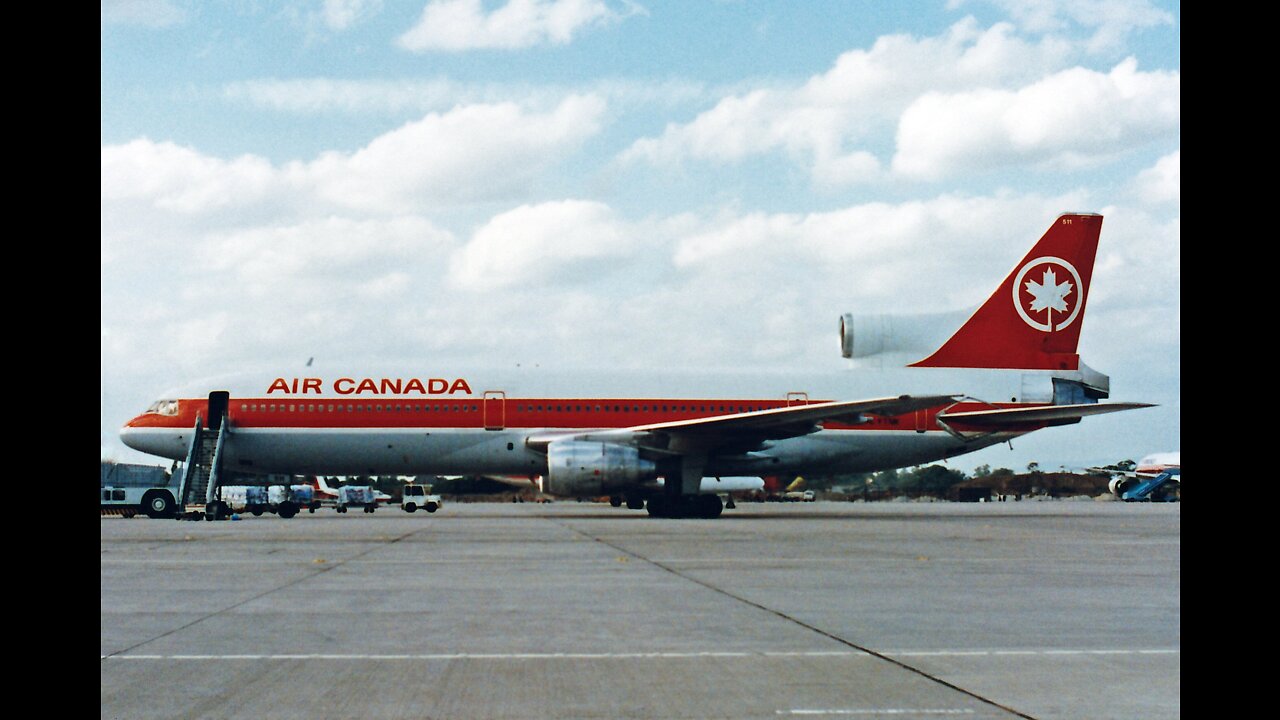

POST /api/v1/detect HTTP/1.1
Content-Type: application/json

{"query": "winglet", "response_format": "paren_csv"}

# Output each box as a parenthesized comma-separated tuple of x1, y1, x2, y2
(910, 213, 1103, 371)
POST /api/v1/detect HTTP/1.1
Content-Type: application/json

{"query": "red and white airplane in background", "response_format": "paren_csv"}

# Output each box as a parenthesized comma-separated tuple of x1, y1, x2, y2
(121, 213, 1152, 517)
(1135, 451, 1180, 475)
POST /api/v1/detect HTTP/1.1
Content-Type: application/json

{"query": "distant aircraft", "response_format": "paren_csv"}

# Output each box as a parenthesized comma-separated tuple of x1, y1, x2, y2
(1135, 451, 1180, 475)
(1093, 451, 1180, 501)
(122, 213, 1151, 518)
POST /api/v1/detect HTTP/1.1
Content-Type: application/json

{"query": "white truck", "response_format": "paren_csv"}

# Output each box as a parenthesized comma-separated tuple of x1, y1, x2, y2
(401, 484, 442, 513)
(337, 485, 378, 514)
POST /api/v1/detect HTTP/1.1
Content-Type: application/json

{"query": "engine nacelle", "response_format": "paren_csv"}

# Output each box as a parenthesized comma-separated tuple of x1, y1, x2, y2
(1108, 476, 1134, 497)
(839, 309, 970, 360)
(543, 441, 657, 497)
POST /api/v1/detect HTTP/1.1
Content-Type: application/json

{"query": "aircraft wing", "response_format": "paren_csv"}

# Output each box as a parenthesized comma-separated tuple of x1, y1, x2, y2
(937, 402, 1154, 428)
(527, 395, 959, 454)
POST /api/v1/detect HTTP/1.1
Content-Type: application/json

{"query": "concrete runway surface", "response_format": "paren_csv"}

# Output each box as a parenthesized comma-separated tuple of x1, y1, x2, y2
(101, 501, 1179, 719)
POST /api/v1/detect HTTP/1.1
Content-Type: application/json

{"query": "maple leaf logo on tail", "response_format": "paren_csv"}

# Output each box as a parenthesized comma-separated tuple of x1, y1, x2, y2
(1013, 256, 1083, 332)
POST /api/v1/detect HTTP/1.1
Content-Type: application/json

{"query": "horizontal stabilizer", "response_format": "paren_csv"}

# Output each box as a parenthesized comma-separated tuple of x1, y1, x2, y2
(938, 402, 1154, 427)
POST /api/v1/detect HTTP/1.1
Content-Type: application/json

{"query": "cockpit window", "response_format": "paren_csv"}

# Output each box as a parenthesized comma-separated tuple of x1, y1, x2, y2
(144, 400, 180, 416)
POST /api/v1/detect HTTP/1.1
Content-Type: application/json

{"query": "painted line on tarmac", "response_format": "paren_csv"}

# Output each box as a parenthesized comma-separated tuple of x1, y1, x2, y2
(102, 648, 1178, 661)
(780, 711, 975, 716)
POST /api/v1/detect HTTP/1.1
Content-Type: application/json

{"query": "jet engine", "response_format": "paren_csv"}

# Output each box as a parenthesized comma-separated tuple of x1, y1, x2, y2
(1108, 476, 1134, 498)
(543, 441, 657, 496)
(839, 310, 970, 360)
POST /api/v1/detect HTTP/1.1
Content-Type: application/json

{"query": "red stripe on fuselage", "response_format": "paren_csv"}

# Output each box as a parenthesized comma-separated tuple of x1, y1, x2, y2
(125, 399, 1044, 433)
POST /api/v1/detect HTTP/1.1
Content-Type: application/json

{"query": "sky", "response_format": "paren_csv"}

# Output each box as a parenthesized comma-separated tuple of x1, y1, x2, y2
(101, 0, 1180, 475)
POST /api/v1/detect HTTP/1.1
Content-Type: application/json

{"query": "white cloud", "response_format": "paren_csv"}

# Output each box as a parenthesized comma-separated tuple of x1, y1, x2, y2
(397, 0, 640, 52)
(101, 96, 607, 216)
(620, 18, 1072, 186)
(449, 200, 633, 289)
(892, 58, 1179, 180)
(953, 0, 1174, 54)
(223, 78, 466, 114)
(671, 192, 1093, 312)
(101, 139, 277, 213)
(202, 216, 456, 289)
(222, 76, 704, 115)
(1133, 150, 1179, 205)
(321, 0, 382, 31)
(102, 0, 186, 27)
(308, 95, 606, 212)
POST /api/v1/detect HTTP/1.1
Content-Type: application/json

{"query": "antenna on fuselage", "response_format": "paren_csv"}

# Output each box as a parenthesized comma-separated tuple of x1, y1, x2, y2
(306, 357, 314, 367)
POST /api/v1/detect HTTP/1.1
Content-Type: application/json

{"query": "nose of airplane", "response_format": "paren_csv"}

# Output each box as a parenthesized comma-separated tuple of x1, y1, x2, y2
(119, 421, 170, 457)
(118, 423, 144, 452)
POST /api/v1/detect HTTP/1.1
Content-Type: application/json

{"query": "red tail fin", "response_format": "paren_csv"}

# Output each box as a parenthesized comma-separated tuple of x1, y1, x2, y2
(910, 213, 1102, 371)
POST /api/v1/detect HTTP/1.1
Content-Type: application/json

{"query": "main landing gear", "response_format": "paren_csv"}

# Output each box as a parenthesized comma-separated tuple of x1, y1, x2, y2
(645, 494, 723, 519)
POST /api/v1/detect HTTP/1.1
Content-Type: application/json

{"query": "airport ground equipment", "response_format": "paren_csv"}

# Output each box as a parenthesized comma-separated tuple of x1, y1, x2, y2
(1115, 469, 1180, 501)
(401, 484, 442, 513)
(243, 486, 269, 516)
(101, 461, 181, 518)
(268, 484, 319, 518)
(337, 485, 378, 514)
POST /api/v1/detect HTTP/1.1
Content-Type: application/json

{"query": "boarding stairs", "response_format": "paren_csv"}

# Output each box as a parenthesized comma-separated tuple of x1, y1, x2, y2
(1120, 469, 1180, 502)
(180, 412, 231, 519)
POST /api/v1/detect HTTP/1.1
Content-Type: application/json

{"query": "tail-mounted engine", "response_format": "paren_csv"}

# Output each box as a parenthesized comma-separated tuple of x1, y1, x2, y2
(543, 441, 657, 497)
(839, 310, 969, 360)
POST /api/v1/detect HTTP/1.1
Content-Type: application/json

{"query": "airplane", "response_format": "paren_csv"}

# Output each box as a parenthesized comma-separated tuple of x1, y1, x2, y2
(1135, 451, 1180, 475)
(1092, 451, 1180, 501)
(120, 212, 1152, 518)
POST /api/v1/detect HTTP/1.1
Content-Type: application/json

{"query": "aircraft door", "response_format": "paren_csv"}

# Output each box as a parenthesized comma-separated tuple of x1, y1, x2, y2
(483, 391, 506, 431)
(207, 391, 229, 431)
(786, 392, 809, 407)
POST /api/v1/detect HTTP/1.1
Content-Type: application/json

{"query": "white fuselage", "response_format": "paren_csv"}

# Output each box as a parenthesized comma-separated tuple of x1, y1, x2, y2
(120, 363, 1066, 484)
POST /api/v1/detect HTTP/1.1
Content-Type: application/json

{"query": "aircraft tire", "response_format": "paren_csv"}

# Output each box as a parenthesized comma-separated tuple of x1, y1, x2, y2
(143, 491, 175, 520)
(609, 495, 623, 507)
(698, 494, 723, 519)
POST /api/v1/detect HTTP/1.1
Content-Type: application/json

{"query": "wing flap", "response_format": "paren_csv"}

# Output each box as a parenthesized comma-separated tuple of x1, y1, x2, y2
(938, 402, 1154, 428)
(526, 394, 959, 451)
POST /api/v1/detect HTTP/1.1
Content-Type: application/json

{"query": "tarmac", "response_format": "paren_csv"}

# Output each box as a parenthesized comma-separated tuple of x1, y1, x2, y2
(101, 500, 1180, 719)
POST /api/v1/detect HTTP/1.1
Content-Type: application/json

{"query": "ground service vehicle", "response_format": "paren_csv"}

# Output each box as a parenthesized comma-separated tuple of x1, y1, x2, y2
(402, 484, 442, 513)
(269, 484, 319, 518)
(101, 462, 177, 518)
(337, 485, 378, 513)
